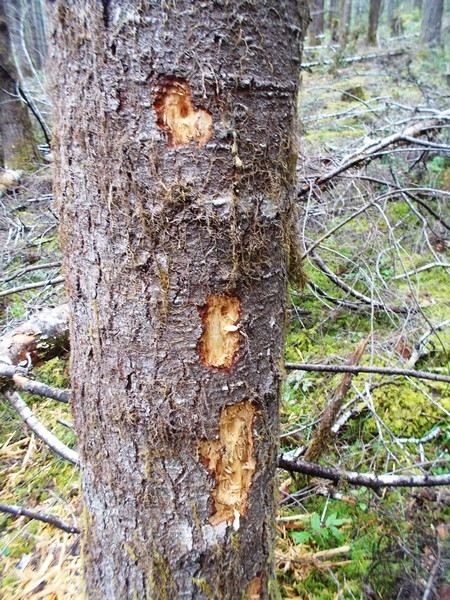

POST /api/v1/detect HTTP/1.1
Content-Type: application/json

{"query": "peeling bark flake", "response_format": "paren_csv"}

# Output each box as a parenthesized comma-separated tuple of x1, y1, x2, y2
(200, 401, 256, 526)
(198, 294, 241, 369)
(154, 78, 213, 148)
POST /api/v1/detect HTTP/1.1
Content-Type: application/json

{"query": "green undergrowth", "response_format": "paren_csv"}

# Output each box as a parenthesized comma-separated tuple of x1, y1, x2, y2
(280, 26, 449, 597)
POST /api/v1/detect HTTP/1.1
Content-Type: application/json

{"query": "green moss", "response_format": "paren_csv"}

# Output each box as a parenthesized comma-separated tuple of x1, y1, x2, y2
(149, 551, 177, 599)
(192, 577, 214, 598)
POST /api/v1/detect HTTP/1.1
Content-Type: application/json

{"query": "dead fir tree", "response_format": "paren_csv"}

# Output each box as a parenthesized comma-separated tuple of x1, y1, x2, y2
(48, 1, 309, 598)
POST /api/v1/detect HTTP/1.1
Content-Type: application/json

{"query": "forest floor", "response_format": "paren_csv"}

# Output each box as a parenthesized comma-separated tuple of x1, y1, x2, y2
(1, 32, 449, 600)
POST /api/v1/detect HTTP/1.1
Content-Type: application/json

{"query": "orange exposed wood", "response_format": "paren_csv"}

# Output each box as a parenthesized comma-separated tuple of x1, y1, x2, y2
(200, 401, 256, 526)
(154, 78, 213, 148)
(198, 294, 241, 369)
(248, 576, 262, 599)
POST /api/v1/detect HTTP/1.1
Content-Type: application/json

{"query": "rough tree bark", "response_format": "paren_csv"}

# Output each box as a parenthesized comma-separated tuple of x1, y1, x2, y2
(0, 0, 37, 170)
(367, 0, 382, 45)
(420, 0, 444, 46)
(48, 1, 308, 598)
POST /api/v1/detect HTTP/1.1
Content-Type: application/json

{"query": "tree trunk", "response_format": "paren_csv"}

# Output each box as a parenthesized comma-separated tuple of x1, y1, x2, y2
(367, 0, 383, 45)
(420, 0, 444, 46)
(0, 0, 37, 170)
(309, 0, 325, 45)
(48, 1, 307, 598)
(338, 0, 352, 45)
(329, 0, 340, 41)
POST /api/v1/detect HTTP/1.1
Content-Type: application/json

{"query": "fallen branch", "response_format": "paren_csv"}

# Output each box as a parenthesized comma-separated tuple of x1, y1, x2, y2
(4, 391, 79, 465)
(0, 275, 65, 298)
(302, 49, 406, 69)
(310, 252, 410, 314)
(0, 502, 79, 534)
(302, 109, 450, 189)
(278, 457, 450, 490)
(307, 281, 365, 311)
(0, 303, 69, 369)
(303, 336, 369, 463)
(0, 364, 70, 402)
(284, 362, 450, 384)
(391, 262, 450, 280)
(0, 261, 62, 284)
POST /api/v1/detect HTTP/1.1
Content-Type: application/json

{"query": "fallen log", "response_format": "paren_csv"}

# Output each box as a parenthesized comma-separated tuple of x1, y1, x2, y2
(0, 304, 69, 369)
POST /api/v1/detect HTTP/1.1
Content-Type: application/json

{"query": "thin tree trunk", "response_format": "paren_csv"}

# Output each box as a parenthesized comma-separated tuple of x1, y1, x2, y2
(48, 1, 307, 598)
(367, 0, 383, 45)
(338, 0, 352, 45)
(420, 0, 444, 46)
(0, 0, 37, 170)
(329, 0, 340, 41)
(309, 0, 325, 45)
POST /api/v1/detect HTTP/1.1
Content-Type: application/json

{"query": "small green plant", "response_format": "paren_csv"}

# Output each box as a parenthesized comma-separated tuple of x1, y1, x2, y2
(291, 512, 351, 548)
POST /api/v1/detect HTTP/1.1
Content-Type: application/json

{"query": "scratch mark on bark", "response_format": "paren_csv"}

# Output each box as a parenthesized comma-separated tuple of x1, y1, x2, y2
(200, 401, 256, 526)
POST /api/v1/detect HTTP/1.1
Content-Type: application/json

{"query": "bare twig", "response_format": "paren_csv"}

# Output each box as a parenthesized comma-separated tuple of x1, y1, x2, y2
(422, 549, 442, 600)
(0, 275, 65, 298)
(4, 391, 79, 465)
(310, 252, 410, 314)
(0, 502, 79, 534)
(0, 364, 70, 402)
(302, 109, 450, 189)
(0, 261, 61, 284)
(391, 262, 450, 280)
(284, 362, 450, 384)
(278, 457, 450, 490)
(302, 49, 406, 69)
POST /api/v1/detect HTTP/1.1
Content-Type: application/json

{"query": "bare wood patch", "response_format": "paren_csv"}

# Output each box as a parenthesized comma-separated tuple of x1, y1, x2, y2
(247, 576, 262, 599)
(198, 294, 241, 369)
(200, 401, 256, 526)
(154, 78, 213, 148)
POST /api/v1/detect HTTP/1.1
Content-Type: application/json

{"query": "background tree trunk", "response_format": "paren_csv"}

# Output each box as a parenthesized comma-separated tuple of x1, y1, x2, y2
(329, 0, 340, 41)
(0, 0, 37, 170)
(367, 0, 383, 45)
(420, 0, 444, 46)
(309, 0, 325, 45)
(49, 1, 308, 598)
(338, 0, 352, 45)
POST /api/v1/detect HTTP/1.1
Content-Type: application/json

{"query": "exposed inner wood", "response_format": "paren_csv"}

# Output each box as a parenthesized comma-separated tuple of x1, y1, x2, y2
(198, 294, 241, 369)
(248, 576, 262, 600)
(154, 78, 213, 148)
(200, 400, 256, 526)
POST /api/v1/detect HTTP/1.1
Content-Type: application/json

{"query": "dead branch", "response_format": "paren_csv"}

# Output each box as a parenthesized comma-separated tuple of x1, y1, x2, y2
(0, 261, 61, 284)
(0, 303, 69, 368)
(4, 367, 68, 403)
(278, 457, 450, 490)
(302, 109, 450, 189)
(284, 362, 450, 384)
(0, 275, 65, 298)
(4, 391, 79, 465)
(0, 363, 70, 402)
(0, 502, 79, 534)
(391, 262, 450, 280)
(302, 49, 406, 69)
(310, 252, 411, 314)
(408, 320, 450, 367)
(303, 337, 369, 464)
(307, 281, 365, 311)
